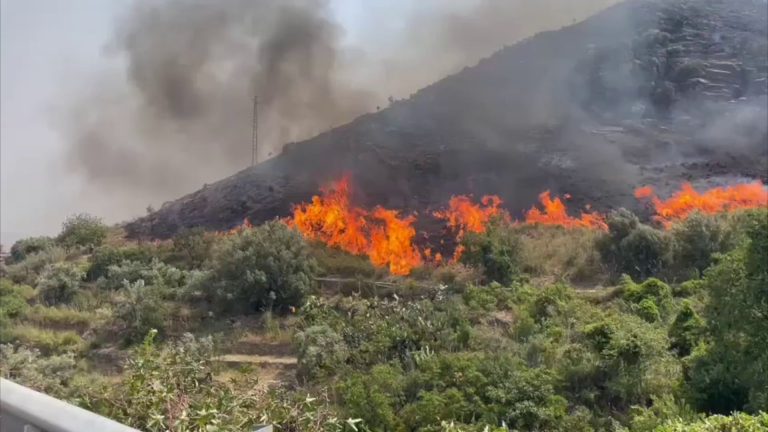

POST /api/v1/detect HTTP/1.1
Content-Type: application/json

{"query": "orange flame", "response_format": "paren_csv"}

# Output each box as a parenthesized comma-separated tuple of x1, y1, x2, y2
(291, 177, 369, 254)
(368, 208, 423, 275)
(524, 191, 608, 231)
(635, 182, 768, 228)
(290, 176, 421, 275)
(434, 195, 505, 261)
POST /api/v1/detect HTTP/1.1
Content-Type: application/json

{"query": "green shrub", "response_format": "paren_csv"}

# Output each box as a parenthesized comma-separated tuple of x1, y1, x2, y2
(621, 277, 673, 319)
(0, 279, 32, 321)
(652, 412, 768, 432)
(86, 245, 154, 281)
(636, 298, 660, 323)
(170, 227, 215, 269)
(8, 236, 55, 264)
(686, 209, 768, 413)
(5, 246, 67, 285)
(668, 301, 704, 357)
(460, 221, 522, 285)
(114, 280, 167, 345)
(0, 344, 77, 397)
(97, 258, 189, 297)
(207, 221, 318, 313)
(531, 283, 573, 323)
(338, 364, 405, 431)
(673, 279, 703, 297)
(36, 263, 84, 306)
(400, 352, 570, 431)
(598, 210, 669, 280)
(568, 315, 681, 411)
(670, 212, 729, 276)
(296, 324, 349, 381)
(57, 213, 108, 248)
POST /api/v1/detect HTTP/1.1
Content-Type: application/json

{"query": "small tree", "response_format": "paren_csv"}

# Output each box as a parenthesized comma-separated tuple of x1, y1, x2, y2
(171, 227, 214, 269)
(57, 214, 108, 249)
(8, 236, 55, 264)
(598, 209, 669, 280)
(207, 221, 318, 313)
(115, 280, 167, 345)
(670, 212, 727, 276)
(460, 221, 522, 285)
(36, 263, 84, 306)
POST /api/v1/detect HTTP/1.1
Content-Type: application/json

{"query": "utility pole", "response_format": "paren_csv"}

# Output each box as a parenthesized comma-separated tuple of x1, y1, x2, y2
(251, 95, 258, 166)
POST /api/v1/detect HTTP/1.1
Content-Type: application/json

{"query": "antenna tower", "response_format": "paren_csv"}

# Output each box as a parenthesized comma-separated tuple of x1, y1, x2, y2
(251, 95, 258, 166)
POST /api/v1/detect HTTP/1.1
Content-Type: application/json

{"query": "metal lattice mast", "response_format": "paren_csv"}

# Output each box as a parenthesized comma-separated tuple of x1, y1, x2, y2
(251, 95, 258, 166)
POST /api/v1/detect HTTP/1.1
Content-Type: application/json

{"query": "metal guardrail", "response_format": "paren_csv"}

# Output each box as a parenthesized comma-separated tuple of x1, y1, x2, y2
(0, 378, 140, 432)
(0, 378, 274, 432)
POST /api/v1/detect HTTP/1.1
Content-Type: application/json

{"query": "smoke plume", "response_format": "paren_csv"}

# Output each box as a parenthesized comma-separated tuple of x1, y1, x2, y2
(65, 0, 620, 217)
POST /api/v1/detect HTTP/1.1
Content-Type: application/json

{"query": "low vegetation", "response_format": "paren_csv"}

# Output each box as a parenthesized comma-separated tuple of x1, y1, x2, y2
(1, 209, 766, 431)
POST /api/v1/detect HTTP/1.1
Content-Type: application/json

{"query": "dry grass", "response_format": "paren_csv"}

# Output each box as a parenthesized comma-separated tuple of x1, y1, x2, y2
(517, 226, 607, 286)
(23, 304, 107, 331)
(6, 324, 84, 354)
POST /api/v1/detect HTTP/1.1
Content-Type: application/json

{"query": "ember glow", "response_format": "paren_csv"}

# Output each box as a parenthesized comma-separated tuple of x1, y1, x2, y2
(524, 191, 608, 231)
(290, 176, 422, 275)
(635, 181, 768, 228)
(434, 195, 505, 261)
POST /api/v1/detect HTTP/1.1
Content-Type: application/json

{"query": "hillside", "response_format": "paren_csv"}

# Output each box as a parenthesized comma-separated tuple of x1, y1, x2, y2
(127, 0, 767, 240)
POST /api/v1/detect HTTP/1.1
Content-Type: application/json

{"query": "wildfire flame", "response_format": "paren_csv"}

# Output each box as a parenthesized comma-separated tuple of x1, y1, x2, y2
(434, 195, 505, 261)
(290, 176, 422, 275)
(635, 181, 768, 228)
(524, 191, 608, 231)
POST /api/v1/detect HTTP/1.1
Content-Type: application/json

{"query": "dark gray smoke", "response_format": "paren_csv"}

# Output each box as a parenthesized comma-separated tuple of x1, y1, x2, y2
(64, 0, 620, 217)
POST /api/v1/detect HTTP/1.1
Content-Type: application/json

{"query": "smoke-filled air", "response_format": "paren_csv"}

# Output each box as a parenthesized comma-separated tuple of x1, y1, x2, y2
(64, 0, 620, 215)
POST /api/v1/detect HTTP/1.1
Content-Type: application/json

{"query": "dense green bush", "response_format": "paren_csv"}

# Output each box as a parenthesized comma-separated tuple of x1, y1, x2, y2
(669, 212, 730, 276)
(36, 263, 84, 306)
(621, 276, 673, 320)
(97, 258, 191, 298)
(57, 213, 108, 248)
(207, 221, 318, 313)
(86, 245, 155, 281)
(668, 301, 704, 357)
(296, 324, 349, 382)
(0, 344, 77, 396)
(5, 246, 68, 285)
(460, 221, 522, 285)
(0, 279, 32, 323)
(170, 227, 215, 269)
(686, 209, 768, 413)
(598, 210, 670, 280)
(651, 412, 768, 432)
(8, 236, 55, 264)
(338, 365, 405, 431)
(566, 314, 681, 412)
(114, 280, 167, 344)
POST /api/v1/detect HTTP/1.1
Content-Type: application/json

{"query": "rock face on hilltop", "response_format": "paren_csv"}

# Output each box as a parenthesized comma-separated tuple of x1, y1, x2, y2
(127, 0, 768, 239)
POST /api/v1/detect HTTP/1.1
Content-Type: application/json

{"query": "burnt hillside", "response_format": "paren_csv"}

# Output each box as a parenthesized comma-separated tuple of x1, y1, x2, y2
(128, 0, 768, 239)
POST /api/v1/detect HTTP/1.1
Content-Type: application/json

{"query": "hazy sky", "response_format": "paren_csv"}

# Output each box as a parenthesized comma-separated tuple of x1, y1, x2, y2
(0, 0, 389, 246)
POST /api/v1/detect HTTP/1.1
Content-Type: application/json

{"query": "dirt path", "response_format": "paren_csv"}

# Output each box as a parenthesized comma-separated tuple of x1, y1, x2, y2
(215, 332, 298, 388)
